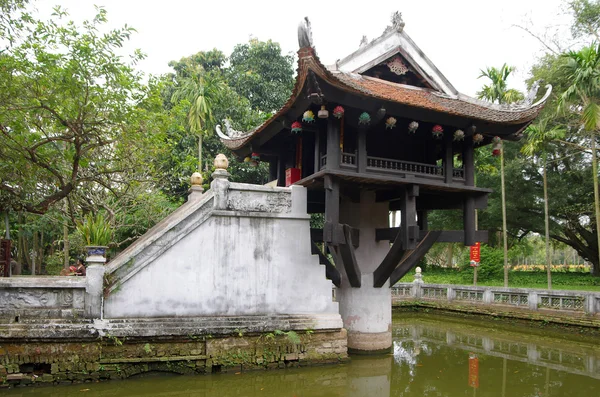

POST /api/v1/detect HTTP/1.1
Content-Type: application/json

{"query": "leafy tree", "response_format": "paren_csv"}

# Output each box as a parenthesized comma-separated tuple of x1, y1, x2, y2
(569, 0, 600, 41)
(227, 38, 294, 113)
(559, 42, 600, 271)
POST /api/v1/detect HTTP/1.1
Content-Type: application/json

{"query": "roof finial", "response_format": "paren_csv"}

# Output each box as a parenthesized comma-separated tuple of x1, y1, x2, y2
(391, 11, 405, 31)
(298, 17, 313, 48)
(359, 35, 368, 47)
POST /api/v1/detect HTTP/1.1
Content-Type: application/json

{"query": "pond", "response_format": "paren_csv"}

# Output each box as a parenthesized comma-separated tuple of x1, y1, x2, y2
(5, 312, 600, 396)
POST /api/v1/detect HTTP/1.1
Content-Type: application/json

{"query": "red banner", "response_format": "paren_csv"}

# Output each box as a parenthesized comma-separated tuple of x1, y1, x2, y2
(469, 353, 479, 388)
(470, 242, 481, 266)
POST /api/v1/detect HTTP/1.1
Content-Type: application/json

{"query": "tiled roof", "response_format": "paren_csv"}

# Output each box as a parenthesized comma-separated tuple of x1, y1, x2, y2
(222, 47, 549, 151)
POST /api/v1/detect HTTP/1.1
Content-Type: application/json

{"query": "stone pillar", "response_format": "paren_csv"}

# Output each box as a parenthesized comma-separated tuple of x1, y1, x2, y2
(338, 191, 391, 353)
(211, 154, 230, 210)
(347, 355, 392, 397)
(85, 252, 105, 319)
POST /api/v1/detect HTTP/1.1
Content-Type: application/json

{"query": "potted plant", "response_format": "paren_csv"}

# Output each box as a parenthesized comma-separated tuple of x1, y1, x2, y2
(76, 213, 113, 259)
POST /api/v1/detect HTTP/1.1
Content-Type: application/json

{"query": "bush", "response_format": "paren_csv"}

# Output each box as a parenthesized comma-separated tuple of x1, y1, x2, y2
(475, 244, 505, 280)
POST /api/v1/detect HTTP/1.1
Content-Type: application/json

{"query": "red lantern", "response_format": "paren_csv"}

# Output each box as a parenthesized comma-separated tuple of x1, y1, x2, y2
(492, 136, 502, 156)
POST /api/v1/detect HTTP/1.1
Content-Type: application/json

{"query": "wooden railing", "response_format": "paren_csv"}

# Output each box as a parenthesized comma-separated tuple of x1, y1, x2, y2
(367, 156, 443, 177)
(341, 152, 357, 168)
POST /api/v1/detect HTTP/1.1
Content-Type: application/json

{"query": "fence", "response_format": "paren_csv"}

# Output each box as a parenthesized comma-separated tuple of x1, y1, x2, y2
(392, 282, 600, 315)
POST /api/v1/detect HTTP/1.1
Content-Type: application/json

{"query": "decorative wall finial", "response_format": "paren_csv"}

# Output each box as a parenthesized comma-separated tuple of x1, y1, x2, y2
(190, 172, 203, 186)
(298, 17, 314, 48)
(214, 154, 229, 170)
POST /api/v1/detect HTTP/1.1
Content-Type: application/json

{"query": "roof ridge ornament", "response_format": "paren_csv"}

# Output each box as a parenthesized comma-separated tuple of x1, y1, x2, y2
(298, 17, 313, 48)
(359, 35, 369, 47)
(215, 119, 247, 140)
(383, 11, 405, 35)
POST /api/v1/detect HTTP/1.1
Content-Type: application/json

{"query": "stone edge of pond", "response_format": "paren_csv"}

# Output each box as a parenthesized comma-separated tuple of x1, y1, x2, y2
(0, 329, 348, 389)
(393, 300, 600, 330)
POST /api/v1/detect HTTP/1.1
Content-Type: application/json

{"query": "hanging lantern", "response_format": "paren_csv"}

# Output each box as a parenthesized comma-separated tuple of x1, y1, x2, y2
(291, 121, 303, 134)
(243, 156, 252, 163)
(432, 124, 444, 138)
(358, 112, 371, 125)
(408, 121, 419, 134)
(492, 136, 502, 156)
(251, 152, 260, 161)
(453, 129, 465, 141)
(473, 133, 484, 145)
(249, 159, 258, 167)
(302, 110, 315, 123)
(333, 105, 345, 119)
(385, 116, 397, 130)
(318, 105, 329, 119)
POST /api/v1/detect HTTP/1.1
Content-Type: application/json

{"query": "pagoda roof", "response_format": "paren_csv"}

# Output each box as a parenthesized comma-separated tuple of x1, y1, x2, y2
(219, 16, 551, 153)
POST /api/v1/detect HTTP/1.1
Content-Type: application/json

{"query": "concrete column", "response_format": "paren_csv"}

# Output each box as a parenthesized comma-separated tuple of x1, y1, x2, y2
(211, 154, 231, 210)
(85, 253, 106, 319)
(347, 355, 392, 397)
(338, 191, 391, 353)
(528, 291, 539, 311)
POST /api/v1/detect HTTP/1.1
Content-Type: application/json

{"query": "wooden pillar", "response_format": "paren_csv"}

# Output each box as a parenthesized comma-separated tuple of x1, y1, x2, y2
(444, 132, 453, 184)
(357, 126, 367, 173)
(324, 175, 341, 244)
(269, 158, 278, 183)
(325, 117, 340, 170)
(463, 127, 475, 186)
(400, 185, 419, 250)
(277, 152, 286, 187)
(464, 196, 476, 246)
(314, 130, 321, 172)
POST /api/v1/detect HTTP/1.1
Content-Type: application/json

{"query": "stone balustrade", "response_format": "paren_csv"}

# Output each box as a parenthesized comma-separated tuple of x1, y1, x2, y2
(392, 282, 600, 315)
(0, 276, 87, 320)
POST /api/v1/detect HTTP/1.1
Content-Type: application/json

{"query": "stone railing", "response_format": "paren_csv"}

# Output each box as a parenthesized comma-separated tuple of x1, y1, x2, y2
(0, 276, 87, 320)
(392, 282, 600, 315)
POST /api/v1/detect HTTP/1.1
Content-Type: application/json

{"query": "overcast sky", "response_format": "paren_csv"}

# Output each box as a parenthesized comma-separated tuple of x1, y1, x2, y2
(36, 0, 572, 97)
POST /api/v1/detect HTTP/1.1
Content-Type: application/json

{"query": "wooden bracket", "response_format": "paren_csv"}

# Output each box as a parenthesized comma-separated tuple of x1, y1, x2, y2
(310, 241, 341, 287)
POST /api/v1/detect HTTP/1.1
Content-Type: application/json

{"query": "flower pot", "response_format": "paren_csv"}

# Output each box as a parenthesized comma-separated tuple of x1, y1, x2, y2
(85, 246, 108, 265)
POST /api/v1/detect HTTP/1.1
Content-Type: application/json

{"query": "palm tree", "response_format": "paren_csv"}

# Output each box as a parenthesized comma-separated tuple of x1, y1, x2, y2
(559, 43, 600, 272)
(171, 68, 225, 172)
(477, 64, 524, 104)
(478, 64, 524, 287)
(521, 120, 566, 289)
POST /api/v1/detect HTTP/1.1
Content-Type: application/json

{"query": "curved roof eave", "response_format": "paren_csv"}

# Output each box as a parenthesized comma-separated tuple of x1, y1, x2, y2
(221, 46, 551, 152)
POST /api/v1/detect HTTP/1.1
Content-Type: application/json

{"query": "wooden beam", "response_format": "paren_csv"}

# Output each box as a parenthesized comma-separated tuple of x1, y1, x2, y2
(444, 132, 453, 184)
(314, 129, 321, 173)
(357, 126, 367, 173)
(338, 224, 361, 287)
(389, 194, 488, 211)
(376, 229, 488, 243)
(310, 241, 341, 287)
(417, 210, 428, 231)
(277, 152, 286, 187)
(388, 231, 442, 286)
(311, 227, 359, 248)
(463, 126, 475, 186)
(399, 186, 418, 250)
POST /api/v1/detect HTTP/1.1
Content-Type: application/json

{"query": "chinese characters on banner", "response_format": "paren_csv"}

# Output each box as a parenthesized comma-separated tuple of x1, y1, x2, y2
(470, 242, 481, 267)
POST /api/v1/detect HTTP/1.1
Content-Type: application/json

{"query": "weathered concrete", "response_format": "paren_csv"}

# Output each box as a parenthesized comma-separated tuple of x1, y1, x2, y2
(338, 191, 392, 352)
(0, 277, 86, 321)
(103, 183, 338, 321)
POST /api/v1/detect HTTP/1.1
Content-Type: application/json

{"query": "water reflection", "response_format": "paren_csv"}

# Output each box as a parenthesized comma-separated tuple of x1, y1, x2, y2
(4, 314, 600, 396)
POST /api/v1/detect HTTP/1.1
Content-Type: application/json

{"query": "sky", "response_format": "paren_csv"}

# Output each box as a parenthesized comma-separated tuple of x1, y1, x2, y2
(35, 0, 573, 97)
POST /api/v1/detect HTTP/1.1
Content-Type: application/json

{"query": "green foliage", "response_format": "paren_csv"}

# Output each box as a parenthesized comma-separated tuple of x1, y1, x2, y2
(476, 245, 505, 280)
(477, 64, 524, 104)
(44, 251, 64, 275)
(76, 213, 113, 246)
(569, 0, 600, 40)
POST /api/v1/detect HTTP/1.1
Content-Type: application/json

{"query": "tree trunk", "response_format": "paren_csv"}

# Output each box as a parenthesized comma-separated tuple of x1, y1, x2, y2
(63, 201, 70, 270)
(543, 154, 552, 289)
(15, 212, 23, 275)
(198, 133, 203, 172)
(501, 144, 509, 287)
(592, 136, 600, 276)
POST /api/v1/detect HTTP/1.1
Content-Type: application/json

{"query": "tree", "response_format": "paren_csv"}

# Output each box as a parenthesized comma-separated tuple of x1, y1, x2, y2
(227, 38, 294, 113)
(171, 68, 225, 172)
(559, 43, 600, 273)
(522, 120, 566, 288)
(477, 64, 524, 286)
(569, 0, 600, 41)
(477, 64, 525, 104)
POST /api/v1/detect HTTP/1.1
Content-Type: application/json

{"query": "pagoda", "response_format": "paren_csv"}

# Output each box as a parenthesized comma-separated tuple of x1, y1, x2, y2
(218, 14, 550, 353)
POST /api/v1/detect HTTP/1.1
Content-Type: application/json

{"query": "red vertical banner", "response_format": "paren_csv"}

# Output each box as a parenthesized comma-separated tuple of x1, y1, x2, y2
(470, 242, 481, 266)
(469, 353, 479, 388)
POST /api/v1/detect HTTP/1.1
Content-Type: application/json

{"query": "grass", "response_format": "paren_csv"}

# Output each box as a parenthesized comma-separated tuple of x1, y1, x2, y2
(399, 267, 600, 292)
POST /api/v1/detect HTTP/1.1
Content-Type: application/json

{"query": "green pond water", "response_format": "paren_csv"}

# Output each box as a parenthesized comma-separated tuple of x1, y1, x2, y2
(5, 313, 600, 396)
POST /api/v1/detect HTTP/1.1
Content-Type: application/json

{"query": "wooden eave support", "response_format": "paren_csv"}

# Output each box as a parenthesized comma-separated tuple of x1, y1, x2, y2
(338, 224, 361, 287)
(388, 231, 442, 286)
(310, 241, 341, 287)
